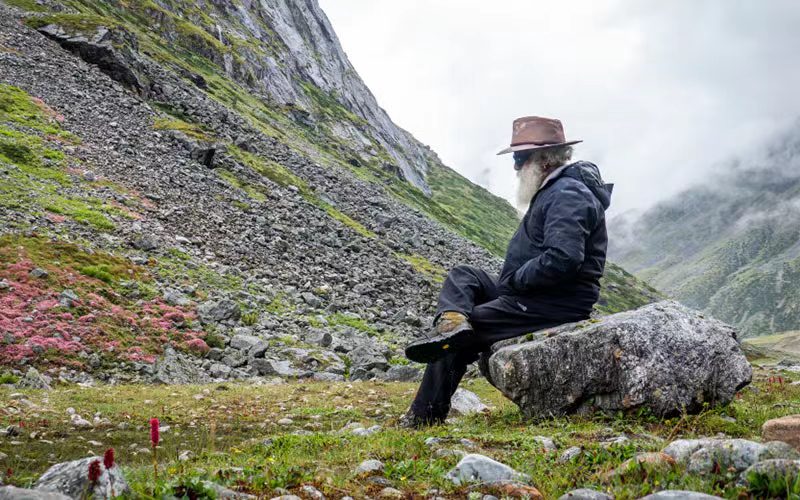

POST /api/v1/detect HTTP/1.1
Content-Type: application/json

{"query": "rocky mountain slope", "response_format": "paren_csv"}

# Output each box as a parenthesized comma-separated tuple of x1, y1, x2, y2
(0, 0, 658, 386)
(610, 121, 800, 338)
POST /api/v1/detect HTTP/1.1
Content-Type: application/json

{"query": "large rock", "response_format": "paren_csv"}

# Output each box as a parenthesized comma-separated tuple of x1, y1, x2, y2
(153, 347, 212, 384)
(445, 454, 530, 486)
(16, 367, 51, 390)
(481, 301, 752, 419)
(762, 414, 800, 451)
(33, 456, 129, 499)
(198, 299, 241, 324)
(663, 438, 799, 474)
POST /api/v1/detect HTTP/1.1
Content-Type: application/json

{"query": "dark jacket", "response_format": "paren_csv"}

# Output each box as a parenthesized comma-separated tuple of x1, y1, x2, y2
(498, 161, 612, 318)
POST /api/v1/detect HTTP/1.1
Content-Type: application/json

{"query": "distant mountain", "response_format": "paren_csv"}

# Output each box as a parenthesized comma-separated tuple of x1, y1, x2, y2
(610, 121, 800, 337)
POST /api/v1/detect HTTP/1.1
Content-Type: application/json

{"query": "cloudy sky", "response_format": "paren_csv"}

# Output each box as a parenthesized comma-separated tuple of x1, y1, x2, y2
(318, 0, 800, 214)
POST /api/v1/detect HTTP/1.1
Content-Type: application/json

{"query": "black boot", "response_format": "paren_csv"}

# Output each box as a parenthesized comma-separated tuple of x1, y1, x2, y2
(405, 312, 474, 363)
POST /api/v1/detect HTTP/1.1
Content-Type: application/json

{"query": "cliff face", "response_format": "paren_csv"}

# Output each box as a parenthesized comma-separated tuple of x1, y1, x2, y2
(611, 122, 800, 337)
(188, 0, 432, 190)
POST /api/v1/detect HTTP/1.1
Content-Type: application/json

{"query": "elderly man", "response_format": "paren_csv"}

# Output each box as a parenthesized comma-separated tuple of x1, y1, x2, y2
(401, 116, 613, 428)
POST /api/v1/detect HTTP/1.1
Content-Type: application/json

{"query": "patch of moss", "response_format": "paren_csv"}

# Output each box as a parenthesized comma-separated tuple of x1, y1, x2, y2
(24, 13, 116, 32)
(153, 117, 215, 142)
(327, 312, 378, 336)
(396, 253, 447, 283)
(320, 202, 375, 238)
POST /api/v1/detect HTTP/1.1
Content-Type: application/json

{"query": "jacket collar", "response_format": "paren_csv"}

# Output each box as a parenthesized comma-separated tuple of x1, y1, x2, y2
(537, 162, 573, 192)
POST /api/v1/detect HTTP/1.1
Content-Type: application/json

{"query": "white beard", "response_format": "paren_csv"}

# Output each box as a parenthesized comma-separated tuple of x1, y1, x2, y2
(515, 161, 547, 214)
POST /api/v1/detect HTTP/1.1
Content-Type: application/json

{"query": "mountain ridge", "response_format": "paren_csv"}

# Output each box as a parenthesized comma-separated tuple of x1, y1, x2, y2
(610, 120, 800, 337)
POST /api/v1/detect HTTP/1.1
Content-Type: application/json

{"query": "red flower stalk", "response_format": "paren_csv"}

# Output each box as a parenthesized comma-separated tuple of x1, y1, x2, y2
(88, 460, 102, 483)
(149, 418, 160, 447)
(103, 448, 115, 470)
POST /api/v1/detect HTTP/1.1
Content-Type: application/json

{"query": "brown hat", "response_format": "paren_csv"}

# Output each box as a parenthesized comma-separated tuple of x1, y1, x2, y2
(497, 116, 582, 155)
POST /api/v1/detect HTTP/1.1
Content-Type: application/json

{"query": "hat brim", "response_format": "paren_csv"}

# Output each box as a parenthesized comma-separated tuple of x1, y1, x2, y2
(496, 140, 582, 155)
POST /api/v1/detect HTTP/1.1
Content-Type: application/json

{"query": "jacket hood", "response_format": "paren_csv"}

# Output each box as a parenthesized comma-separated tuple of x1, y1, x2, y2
(559, 161, 613, 209)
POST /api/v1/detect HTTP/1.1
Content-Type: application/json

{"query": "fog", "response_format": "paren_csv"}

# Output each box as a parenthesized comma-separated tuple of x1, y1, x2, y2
(318, 0, 800, 213)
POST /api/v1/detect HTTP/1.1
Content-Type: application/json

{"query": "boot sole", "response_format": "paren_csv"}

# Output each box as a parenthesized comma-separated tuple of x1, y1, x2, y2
(404, 326, 474, 364)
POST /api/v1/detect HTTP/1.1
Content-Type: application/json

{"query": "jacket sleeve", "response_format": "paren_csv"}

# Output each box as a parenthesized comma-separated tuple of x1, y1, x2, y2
(511, 184, 597, 291)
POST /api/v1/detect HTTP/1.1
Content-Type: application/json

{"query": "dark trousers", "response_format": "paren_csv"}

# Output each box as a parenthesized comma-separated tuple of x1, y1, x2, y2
(409, 265, 588, 422)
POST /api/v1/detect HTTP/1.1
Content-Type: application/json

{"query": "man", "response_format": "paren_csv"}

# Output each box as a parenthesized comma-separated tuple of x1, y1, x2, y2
(401, 116, 613, 428)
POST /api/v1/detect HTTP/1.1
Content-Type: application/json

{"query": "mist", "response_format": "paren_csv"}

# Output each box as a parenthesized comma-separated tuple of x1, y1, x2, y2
(318, 0, 800, 214)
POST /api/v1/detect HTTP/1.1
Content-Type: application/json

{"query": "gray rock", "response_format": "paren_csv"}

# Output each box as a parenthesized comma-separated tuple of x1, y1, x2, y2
(355, 459, 384, 475)
(532, 435, 557, 451)
(312, 372, 344, 382)
(482, 301, 752, 419)
(249, 341, 270, 358)
(58, 290, 79, 308)
(198, 299, 241, 324)
(299, 485, 324, 499)
(33, 456, 129, 499)
(663, 438, 799, 474)
(163, 289, 190, 306)
(0, 280, 10, 291)
(380, 365, 421, 382)
(230, 334, 262, 351)
(221, 350, 247, 368)
(445, 454, 530, 486)
(558, 446, 582, 463)
(304, 330, 333, 347)
(209, 363, 232, 379)
(250, 359, 310, 378)
(300, 292, 323, 308)
(131, 235, 158, 251)
(639, 492, 724, 500)
(351, 425, 382, 436)
(201, 481, 255, 499)
(16, 367, 51, 390)
(348, 345, 389, 371)
(558, 489, 613, 500)
(377, 487, 403, 499)
(449, 388, 489, 416)
(154, 347, 212, 384)
(0, 486, 71, 499)
(740, 459, 800, 488)
(29, 268, 48, 278)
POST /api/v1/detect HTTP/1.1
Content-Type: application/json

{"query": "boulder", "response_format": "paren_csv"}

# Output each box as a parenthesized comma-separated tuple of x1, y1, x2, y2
(481, 301, 751, 419)
(449, 388, 489, 416)
(740, 459, 800, 493)
(445, 454, 529, 486)
(198, 299, 241, 324)
(33, 456, 129, 499)
(16, 367, 51, 390)
(762, 414, 800, 451)
(153, 347, 211, 384)
(663, 438, 799, 474)
(348, 345, 389, 371)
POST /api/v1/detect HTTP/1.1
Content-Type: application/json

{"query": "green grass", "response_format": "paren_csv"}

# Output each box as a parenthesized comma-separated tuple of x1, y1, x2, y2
(152, 116, 215, 143)
(0, 84, 127, 231)
(1, 367, 798, 498)
(397, 252, 447, 283)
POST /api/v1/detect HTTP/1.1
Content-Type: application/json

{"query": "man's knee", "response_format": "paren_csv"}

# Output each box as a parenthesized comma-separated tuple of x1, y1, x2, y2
(447, 264, 481, 281)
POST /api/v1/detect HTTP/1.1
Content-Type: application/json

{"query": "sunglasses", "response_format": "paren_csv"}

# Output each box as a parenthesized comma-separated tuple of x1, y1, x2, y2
(513, 151, 533, 170)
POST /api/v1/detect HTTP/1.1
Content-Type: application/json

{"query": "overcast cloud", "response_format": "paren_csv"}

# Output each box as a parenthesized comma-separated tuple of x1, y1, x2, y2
(318, 0, 800, 214)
